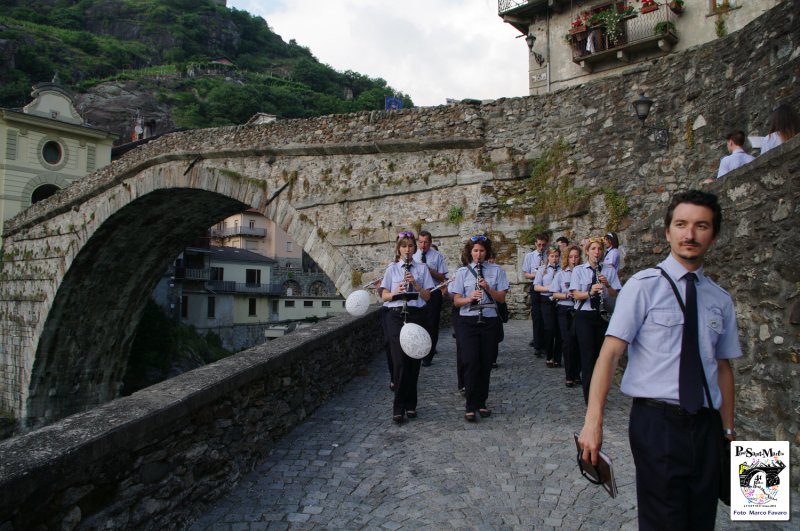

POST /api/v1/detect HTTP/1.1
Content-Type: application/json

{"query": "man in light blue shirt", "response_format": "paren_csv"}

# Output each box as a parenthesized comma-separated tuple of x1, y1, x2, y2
(415, 231, 449, 366)
(715, 129, 755, 179)
(579, 190, 742, 530)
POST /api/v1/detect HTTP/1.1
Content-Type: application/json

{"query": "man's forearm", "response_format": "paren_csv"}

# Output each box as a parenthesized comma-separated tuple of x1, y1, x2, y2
(717, 359, 735, 434)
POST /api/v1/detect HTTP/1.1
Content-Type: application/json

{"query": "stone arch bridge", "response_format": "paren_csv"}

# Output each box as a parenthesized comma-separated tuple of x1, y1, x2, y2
(1, 0, 798, 431)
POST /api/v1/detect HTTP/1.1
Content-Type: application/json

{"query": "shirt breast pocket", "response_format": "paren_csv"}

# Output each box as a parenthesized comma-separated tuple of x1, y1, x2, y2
(644, 309, 684, 351)
(650, 310, 684, 328)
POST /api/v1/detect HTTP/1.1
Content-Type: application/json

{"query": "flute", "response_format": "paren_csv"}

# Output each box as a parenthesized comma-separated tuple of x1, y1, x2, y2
(360, 275, 384, 289)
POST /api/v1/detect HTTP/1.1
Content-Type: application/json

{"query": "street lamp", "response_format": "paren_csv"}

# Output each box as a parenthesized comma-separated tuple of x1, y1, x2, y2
(525, 33, 546, 67)
(632, 92, 669, 147)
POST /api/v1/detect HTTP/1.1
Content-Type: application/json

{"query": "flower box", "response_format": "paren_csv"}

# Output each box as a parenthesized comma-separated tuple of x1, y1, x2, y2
(570, 25, 587, 33)
(641, 5, 660, 14)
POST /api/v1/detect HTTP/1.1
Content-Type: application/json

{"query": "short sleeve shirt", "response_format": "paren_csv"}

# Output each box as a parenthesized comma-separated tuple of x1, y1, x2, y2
(606, 254, 743, 409)
(522, 251, 546, 283)
(568, 262, 622, 311)
(380, 260, 435, 309)
(414, 248, 448, 277)
(450, 262, 509, 318)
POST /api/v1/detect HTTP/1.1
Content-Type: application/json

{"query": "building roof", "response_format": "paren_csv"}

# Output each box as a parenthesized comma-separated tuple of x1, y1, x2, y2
(209, 246, 277, 264)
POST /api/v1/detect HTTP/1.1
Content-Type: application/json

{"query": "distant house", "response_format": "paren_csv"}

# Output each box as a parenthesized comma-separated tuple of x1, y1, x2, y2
(0, 76, 117, 241)
(498, 0, 782, 96)
(157, 211, 345, 350)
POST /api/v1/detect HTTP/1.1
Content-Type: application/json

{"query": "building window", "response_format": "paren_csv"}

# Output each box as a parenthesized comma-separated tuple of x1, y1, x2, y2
(207, 296, 216, 318)
(304, 300, 313, 308)
(210, 267, 224, 281)
(181, 296, 188, 318)
(286, 241, 293, 252)
(249, 219, 255, 229)
(246, 268, 261, 286)
(42, 140, 62, 165)
(249, 298, 257, 316)
(31, 184, 60, 204)
(321, 300, 331, 308)
(285, 300, 295, 308)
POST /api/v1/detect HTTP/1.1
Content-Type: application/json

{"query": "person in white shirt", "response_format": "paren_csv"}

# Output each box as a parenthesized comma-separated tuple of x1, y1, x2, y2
(760, 103, 799, 154)
(711, 130, 754, 181)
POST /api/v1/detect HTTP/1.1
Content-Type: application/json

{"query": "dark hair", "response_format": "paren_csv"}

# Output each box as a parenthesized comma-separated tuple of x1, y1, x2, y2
(462, 237, 493, 265)
(604, 232, 619, 248)
(664, 190, 722, 237)
(767, 103, 799, 141)
(556, 236, 569, 245)
(726, 130, 746, 147)
(535, 232, 550, 243)
(418, 230, 433, 240)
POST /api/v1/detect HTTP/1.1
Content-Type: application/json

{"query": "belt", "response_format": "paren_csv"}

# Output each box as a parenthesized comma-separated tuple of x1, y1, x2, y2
(633, 397, 710, 416)
(389, 306, 423, 313)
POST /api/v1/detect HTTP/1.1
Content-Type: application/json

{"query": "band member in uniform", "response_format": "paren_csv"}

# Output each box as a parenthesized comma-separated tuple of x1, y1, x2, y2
(533, 246, 561, 368)
(522, 232, 550, 356)
(569, 236, 621, 403)
(450, 235, 509, 422)
(381, 231, 434, 423)
(415, 230, 449, 366)
(550, 245, 582, 387)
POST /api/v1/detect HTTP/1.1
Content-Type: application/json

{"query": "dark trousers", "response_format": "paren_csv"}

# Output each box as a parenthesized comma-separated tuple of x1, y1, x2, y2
(452, 305, 464, 390)
(530, 292, 543, 350)
(381, 306, 393, 383)
(457, 316, 499, 412)
(557, 305, 580, 381)
(540, 298, 561, 364)
(423, 289, 443, 364)
(574, 311, 608, 403)
(385, 309, 425, 415)
(629, 400, 720, 531)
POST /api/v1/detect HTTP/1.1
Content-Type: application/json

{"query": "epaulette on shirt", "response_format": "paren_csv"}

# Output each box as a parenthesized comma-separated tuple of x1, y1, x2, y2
(630, 268, 663, 281)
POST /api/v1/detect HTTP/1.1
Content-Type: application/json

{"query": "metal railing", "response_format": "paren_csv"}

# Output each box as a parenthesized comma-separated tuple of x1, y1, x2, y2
(568, 4, 676, 60)
(206, 280, 283, 295)
(208, 226, 267, 238)
(174, 267, 210, 281)
(498, 0, 529, 14)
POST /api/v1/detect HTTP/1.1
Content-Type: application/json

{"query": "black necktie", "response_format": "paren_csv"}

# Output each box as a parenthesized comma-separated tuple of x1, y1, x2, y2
(421, 251, 427, 263)
(679, 272, 703, 413)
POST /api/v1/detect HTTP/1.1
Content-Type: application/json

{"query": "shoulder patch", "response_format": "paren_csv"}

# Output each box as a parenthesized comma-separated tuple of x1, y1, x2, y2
(631, 268, 662, 280)
(704, 276, 731, 296)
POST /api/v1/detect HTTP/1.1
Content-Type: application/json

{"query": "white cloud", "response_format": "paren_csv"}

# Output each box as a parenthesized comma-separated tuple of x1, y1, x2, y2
(228, 0, 529, 106)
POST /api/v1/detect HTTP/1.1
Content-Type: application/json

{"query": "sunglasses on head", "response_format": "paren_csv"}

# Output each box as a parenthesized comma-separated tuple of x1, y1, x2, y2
(397, 231, 415, 240)
(470, 235, 488, 242)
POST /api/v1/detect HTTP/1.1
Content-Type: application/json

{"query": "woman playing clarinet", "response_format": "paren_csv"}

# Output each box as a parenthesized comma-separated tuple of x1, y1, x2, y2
(381, 231, 434, 423)
(450, 235, 509, 422)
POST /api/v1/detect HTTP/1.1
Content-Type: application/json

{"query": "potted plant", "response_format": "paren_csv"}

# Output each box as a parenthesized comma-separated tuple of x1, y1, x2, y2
(569, 14, 586, 33)
(595, 7, 627, 47)
(640, 0, 659, 14)
(669, 0, 685, 14)
(654, 20, 677, 36)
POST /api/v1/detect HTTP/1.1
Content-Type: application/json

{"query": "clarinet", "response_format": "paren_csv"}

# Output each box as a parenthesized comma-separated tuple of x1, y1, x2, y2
(593, 265, 609, 321)
(401, 253, 413, 319)
(473, 262, 485, 324)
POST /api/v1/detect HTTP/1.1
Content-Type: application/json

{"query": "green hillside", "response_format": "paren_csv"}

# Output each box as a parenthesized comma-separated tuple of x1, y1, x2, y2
(0, 0, 413, 126)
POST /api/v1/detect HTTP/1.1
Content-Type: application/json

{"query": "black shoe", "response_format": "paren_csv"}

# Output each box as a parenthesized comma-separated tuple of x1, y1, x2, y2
(393, 414, 404, 423)
(459, 387, 466, 397)
(405, 410, 417, 418)
(491, 362, 499, 369)
(465, 411, 477, 422)
(389, 382, 395, 391)
(421, 360, 431, 367)
(478, 408, 491, 418)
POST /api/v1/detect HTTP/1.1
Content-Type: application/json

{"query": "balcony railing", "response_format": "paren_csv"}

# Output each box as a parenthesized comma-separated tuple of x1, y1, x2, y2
(568, 5, 678, 67)
(207, 280, 283, 295)
(208, 226, 267, 238)
(174, 267, 210, 281)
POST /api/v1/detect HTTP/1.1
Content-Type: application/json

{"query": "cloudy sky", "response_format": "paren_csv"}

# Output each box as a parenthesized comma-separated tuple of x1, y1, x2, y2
(227, 0, 529, 107)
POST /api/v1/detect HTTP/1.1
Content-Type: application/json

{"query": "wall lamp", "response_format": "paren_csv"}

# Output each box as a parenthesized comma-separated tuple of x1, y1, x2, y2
(632, 92, 669, 147)
(525, 33, 546, 67)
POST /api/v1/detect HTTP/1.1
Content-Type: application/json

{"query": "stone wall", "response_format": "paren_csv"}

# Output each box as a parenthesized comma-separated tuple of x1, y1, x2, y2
(0, 308, 383, 530)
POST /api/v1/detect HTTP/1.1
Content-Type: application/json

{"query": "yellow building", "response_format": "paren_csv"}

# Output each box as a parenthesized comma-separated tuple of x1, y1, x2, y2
(0, 77, 117, 240)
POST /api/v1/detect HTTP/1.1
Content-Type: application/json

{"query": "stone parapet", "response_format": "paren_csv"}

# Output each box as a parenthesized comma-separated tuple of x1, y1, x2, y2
(0, 308, 383, 530)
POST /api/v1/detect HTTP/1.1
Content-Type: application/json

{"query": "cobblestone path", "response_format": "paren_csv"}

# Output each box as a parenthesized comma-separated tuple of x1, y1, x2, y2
(189, 320, 797, 530)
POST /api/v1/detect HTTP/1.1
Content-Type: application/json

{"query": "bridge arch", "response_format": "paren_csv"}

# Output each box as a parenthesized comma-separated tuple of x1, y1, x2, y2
(1, 156, 356, 428)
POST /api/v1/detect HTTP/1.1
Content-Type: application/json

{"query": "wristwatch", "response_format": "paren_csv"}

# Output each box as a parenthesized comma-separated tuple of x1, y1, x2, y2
(723, 428, 736, 437)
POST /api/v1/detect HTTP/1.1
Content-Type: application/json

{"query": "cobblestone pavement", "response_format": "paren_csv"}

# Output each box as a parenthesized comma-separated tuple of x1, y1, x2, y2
(189, 320, 797, 530)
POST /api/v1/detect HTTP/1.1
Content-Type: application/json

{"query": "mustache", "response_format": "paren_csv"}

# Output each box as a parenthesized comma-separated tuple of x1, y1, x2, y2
(680, 240, 701, 246)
